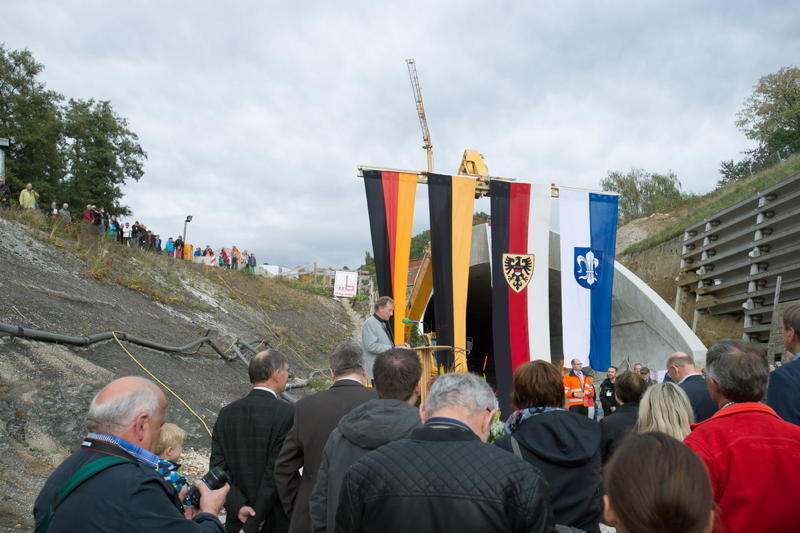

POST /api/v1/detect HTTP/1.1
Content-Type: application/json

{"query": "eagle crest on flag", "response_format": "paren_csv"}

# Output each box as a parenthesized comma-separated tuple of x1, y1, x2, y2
(503, 253, 535, 293)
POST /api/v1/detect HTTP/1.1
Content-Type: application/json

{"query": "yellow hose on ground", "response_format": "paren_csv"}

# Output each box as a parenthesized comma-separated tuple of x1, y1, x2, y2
(112, 331, 212, 437)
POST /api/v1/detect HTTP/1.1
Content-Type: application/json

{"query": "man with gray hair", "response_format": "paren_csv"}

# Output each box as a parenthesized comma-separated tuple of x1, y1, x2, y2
(684, 340, 800, 532)
(33, 376, 228, 532)
(335, 372, 554, 533)
(665, 351, 717, 422)
(275, 342, 376, 533)
(211, 349, 294, 533)
(361, 296, 409, 381)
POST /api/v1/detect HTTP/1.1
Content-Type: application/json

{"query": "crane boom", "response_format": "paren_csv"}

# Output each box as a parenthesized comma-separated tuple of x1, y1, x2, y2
(405, 59, 434, 172)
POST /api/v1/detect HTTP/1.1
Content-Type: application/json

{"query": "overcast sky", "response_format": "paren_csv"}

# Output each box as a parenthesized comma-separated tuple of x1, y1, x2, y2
(3, 1, 798, 268)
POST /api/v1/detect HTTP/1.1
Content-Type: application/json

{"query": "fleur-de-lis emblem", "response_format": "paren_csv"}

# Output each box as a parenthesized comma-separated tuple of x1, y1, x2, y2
(574, 247, 601, 289)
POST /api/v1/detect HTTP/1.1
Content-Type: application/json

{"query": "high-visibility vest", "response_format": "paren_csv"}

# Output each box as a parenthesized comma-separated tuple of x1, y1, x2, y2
(563, 372, 594, 408)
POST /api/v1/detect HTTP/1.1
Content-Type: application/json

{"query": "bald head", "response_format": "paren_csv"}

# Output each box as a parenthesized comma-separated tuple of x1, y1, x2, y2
(666, 352, 696, 382)
(87, 377, 165, 451)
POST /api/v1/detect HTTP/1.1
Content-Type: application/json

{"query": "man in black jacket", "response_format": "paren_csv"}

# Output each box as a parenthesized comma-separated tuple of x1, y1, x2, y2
(310, 348, 422, 533)
(599, 365, 618, 416)
(666, 352, 718, 422)
(211, 349, 294, 533)
(275, 342, 376, 533)
(33, 376, 227, 532)
(335, 372, 554, 533)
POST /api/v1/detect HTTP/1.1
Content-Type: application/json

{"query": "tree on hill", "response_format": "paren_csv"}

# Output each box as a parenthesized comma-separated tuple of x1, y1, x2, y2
(62, 98, 145, 215)
(736, 66, 800, 162)
(0, 45, 146, 213)
(719, 66, 800, 188)
(601, 169, 684, 224)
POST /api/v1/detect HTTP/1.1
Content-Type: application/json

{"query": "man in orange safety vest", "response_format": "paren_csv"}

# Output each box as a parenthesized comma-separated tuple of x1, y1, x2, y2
(563, 359, 593, 417)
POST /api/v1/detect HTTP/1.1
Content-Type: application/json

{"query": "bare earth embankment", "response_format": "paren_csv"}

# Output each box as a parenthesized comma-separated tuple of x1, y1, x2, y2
(0, 214, 356, 530)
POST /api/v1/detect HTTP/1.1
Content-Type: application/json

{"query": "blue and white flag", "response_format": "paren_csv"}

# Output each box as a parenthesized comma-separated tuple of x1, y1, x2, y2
(559, 189, 619, 371)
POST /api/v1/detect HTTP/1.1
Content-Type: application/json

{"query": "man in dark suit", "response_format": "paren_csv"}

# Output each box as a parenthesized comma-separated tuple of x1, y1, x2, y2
(211, 349, 294, 533)
(665, 351, 718, 422)
(274, 342, 376, 533)
(767, 304, 800, 424)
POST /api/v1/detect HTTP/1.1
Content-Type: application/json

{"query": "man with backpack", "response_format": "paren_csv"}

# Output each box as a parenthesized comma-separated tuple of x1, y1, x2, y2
(33, 376, 228, 532)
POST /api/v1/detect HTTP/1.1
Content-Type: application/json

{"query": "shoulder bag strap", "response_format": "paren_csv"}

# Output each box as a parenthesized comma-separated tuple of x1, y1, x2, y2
(509, 436, 523, 459)
(37, 455, 133, 533)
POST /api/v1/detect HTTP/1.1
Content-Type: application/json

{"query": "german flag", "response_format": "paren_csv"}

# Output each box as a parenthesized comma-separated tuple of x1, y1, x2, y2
(490, 180, 552, 414)
(427, 173, 476, 372)
(363, 170, 417, 344)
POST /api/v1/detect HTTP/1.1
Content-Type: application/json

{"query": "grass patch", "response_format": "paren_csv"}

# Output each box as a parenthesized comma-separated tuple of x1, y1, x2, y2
(623, 154, 800, 255)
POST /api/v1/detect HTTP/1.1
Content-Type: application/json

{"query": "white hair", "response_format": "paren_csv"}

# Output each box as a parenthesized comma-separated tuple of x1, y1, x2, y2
(425, 373, 496, 415)
(86, 385, 161, 434)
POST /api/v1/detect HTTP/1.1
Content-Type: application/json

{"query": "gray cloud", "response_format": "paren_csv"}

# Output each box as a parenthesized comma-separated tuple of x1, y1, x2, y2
(2, 0, 798, 268)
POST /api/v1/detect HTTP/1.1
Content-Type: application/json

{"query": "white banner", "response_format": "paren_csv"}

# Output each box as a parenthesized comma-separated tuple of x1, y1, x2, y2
(333, 271, 359, 298)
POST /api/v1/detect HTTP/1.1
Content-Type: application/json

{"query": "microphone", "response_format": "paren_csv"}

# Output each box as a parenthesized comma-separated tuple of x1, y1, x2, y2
(402, 318, 421, 324)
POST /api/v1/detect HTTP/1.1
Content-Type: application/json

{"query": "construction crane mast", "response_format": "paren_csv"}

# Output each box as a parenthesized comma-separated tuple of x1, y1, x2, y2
(405, 59, 434, 172)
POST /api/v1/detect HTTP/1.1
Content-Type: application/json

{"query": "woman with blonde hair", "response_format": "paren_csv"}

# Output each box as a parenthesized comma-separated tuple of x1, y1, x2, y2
(636, 382, 695, 440)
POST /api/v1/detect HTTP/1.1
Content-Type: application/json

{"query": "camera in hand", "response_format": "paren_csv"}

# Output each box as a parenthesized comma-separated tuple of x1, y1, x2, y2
(184, 466, 229, 507)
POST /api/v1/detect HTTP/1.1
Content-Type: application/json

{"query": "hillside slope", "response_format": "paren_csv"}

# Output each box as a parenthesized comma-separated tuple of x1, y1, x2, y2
(0, 214, 355, 530)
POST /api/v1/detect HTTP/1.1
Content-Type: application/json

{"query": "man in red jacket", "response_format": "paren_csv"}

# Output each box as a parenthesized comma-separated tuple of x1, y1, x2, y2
(684, 340, 800, 533)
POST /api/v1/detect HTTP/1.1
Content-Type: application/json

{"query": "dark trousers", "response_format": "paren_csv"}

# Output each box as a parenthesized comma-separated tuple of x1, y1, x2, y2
(569, 405, 588, 416)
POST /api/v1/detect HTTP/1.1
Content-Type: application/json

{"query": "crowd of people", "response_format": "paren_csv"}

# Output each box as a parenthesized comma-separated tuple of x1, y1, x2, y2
(31, 299, 800, 532)
(0, 180, 259, 273)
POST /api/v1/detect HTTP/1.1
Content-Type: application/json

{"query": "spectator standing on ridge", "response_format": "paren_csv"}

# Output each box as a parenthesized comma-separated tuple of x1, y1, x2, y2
(666, 352, 718, 422)
(231, 246, 240, 270)
(81, 205, 93, 221)
(18, 183, 38, 209)
(174, 236, 184, 259)
(275, 343, 376, 533)
(495, 360, 602, 532)
(0, 177, 11, 208)
(335, 372, 554, 533)
(32, 376, 227, 532)
(604, 433, 714, 533)
(48, 200, 59, 217)
(153, 234, 162, 252)
(684, 340, 800, 532)
(635, 382, 694, 440)
(211, 349, 294, 533)
(58, 203, 71, 222)
(563, 359, 593, 416)
(165, 237, 175, 256)
(599, 371, 646, 464)
(599, 365, 618, 416)
(310, 348, 422, 533)
(203, 245, 214, 256)
(361, 296, 402, 382)
(766, 303, 800, 424)
(248, 253, 257, 273)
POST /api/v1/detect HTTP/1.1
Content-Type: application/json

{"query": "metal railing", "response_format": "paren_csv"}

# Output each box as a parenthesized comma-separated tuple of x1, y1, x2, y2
(674, 173, 800, 342)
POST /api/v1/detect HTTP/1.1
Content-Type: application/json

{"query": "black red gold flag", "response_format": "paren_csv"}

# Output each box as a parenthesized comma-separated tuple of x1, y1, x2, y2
(363, 170, 417, 343)
(427, 173, 476, 372)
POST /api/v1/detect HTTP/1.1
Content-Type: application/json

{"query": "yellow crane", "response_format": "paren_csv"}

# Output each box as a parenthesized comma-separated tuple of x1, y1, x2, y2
(405, 59, 434, 172)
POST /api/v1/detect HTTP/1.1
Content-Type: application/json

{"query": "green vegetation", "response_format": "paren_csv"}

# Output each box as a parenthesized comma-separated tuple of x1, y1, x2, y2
(0, 45, 145, 215)
(622, 153, 800, 255)
(601, 169, 685, 223)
